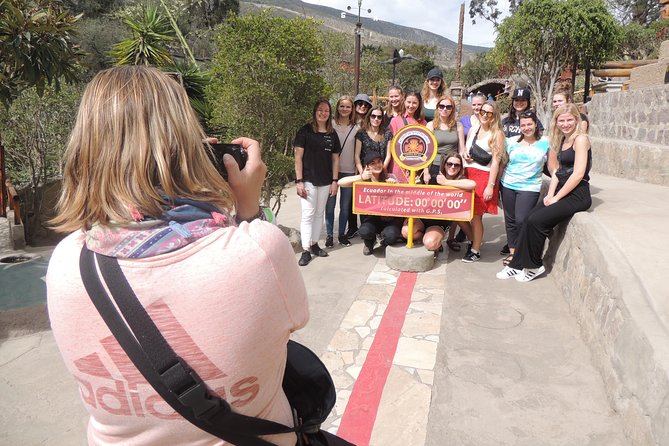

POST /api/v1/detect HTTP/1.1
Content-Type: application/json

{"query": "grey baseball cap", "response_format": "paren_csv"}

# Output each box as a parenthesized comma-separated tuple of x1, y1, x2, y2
(354, 93, 373, 107)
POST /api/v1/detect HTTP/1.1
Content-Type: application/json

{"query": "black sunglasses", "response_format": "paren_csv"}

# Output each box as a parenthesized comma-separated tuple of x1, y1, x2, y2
(370, 114, 383, 120)
(446, 162, 461, 168)
(437, 103, 453, 110)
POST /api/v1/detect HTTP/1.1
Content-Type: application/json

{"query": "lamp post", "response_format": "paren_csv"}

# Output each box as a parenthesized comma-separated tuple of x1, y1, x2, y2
(347, 1, 371, 95)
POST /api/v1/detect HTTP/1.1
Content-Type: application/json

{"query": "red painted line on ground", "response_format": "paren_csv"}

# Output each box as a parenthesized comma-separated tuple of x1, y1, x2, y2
(337, 271, 418, 446)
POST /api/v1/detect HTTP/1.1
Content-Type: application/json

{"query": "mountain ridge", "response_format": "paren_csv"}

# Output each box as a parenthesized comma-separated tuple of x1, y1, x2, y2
(240, 0, 489, 67)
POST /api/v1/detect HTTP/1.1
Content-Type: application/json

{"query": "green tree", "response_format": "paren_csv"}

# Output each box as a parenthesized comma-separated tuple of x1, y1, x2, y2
(207, 11, 329, 213)
(111, 4, 176, 65)
(61, 0, 126, 18)
(468, 0, 521, 26)
(0, 0, 82, 108)
(77, 16, 127, 76)
(491, 0, 620, 123)
(0, 84, 82, 243)
(321, 30, 353, 98)
(607, 0, 661, 25)
(460, 52, 498, 87)
(617, 18, 669, 59)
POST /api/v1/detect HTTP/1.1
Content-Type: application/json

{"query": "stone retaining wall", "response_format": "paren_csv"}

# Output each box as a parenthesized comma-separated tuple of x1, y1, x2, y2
(546, 213, 669, 445)
(588, 84, 669, 186)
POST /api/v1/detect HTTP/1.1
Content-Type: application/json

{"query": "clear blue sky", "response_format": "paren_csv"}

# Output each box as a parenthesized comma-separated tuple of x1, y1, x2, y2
(302, 0, 510, 47)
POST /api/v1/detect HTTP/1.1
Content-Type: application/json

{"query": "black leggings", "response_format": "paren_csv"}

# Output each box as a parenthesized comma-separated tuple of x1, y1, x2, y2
(509, 181, 591, 270)
(359, 217, 403, 248)
(501, 186, 540, 250)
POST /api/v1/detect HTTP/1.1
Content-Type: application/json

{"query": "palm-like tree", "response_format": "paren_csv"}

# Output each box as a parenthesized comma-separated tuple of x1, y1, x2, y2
(112, 5, 175, 66)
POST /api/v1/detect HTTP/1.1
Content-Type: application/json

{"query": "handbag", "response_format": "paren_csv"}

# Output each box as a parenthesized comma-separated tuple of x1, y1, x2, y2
(79, 246, 354, 446)
(469, 129, 493, 166)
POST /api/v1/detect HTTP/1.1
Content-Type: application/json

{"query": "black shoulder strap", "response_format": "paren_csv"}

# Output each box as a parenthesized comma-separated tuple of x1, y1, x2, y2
(402, 116, 408, 126)
(79, 246, 294, 446)
(472, 126, 480, 145)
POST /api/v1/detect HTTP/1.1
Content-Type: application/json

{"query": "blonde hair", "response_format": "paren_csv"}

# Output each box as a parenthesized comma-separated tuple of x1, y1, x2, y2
(334, 95, 355, 125)
(431, 95, 457, 131)
(420, 77, 446, 101)
(480, 100, 508, 165)
(549, 104, 586, 152)
(52, 65, 234, 232)
(384, 86, 404, 116)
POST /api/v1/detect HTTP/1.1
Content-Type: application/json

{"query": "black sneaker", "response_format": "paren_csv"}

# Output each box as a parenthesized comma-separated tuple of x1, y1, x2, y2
(454, 229, 467, 243)
(346, 229, 359, 239)
(462, 250, 481, 263)
(298, 251, 312, 266)
(325, 235, 334, 248)
(310, 243, 329, 257)
(338, 236, 351, 247)
(363, 245, 373, 255)
(500, 243, 510, 255)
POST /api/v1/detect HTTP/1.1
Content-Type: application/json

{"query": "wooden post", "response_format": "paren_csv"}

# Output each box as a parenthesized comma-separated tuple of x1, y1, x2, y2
(456, 3, 465, 82)
(584, 59, 591, 103)
(0, 143, 6, 218)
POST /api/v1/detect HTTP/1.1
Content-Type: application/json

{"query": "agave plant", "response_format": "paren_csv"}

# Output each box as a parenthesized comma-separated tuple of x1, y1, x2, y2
(112, 5, 175, 66)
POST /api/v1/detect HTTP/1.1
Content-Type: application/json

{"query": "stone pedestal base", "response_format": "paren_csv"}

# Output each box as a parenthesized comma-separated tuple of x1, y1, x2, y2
(7, 211, 25, 250)
(385, 244, 434, 272)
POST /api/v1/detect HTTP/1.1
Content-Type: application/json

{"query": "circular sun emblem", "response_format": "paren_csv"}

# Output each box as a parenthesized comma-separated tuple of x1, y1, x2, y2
(400, 136, 427, 161)
(390, 125, 437, 171)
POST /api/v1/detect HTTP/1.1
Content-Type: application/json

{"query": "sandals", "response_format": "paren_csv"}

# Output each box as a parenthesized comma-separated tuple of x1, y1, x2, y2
(502, 255, 513, 266)
(446, 239, 461, 252)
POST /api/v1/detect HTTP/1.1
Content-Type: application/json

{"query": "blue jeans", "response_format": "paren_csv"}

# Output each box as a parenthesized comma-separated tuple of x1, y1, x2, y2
(326, 172, 355, 237)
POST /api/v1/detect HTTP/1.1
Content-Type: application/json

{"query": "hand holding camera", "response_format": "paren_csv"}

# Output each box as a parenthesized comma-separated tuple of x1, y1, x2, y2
(207, 137, 266, 221)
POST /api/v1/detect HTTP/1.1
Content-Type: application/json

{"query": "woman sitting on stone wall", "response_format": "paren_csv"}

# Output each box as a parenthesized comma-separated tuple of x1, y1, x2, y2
(497, 103, 592, 282)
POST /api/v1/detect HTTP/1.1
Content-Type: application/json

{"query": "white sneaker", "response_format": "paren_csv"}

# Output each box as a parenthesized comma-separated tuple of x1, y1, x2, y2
(496, 266, 521, 280)
(515, 265, 546, 282)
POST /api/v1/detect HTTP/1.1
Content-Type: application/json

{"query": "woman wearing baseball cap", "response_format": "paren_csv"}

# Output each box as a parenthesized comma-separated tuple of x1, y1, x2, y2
(421, 67, 448, 122)
(502, 87, 544, 138)
(338, 152, 403, 256)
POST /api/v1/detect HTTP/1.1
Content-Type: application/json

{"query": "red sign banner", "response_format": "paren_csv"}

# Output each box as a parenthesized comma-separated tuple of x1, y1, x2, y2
(353, 182, 474, 221)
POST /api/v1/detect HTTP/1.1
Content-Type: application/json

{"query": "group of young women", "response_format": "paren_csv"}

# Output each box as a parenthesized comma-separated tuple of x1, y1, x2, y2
(294, 72, 593, 282)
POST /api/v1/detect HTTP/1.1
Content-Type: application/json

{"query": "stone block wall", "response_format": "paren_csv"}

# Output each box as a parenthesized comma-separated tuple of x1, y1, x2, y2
(588, 83, 669, 186)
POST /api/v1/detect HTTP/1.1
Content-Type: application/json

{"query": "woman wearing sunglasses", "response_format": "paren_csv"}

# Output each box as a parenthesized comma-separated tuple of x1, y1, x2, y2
(498, 104, 592, 282)
(423, 95, 466, 185)
(497, 111, 549, 267)
(354, 106, 393, 176)
(462, 101, 508, 263)
(403, 151, 475, 254)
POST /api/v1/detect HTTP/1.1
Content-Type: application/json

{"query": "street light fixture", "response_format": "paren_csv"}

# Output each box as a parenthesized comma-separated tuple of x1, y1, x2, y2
(347, 1, 372, 95)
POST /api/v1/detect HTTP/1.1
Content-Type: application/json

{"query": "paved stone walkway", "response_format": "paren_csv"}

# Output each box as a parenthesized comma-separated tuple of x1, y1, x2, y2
(0, 185, 629, 445)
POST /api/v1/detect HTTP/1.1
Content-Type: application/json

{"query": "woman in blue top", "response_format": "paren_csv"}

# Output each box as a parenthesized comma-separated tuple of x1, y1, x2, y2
(498, 111, 549, 266)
